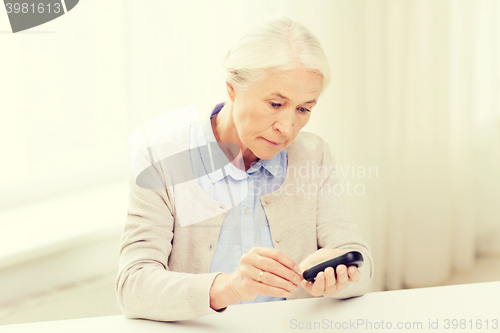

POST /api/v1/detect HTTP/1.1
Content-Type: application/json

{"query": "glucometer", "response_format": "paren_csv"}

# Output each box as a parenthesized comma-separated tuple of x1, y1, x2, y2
(302, 251, 364, 282)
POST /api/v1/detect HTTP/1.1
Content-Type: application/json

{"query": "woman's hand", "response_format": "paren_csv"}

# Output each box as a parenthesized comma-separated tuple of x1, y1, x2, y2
(219, 247, 302, 303)
(210, 247, 302, 310)
(298, 248, 361, 297)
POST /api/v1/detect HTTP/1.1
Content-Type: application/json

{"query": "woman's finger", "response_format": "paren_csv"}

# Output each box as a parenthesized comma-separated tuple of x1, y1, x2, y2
(235, 264, 294, 299)
(244, 248, 301, 291)
(252, 255, 301, 287)
(254, 269, 298, 294)
(249, 247, 301, 274)
(253, 270, 295, 298)
(310, 271, 326, 296)
(347, 266, 360, 282)
(302, 280, 314, 295)
(323, 267, 336, 295)
(256, 282, 294, 298)
(240, 248, 301, 296)
(335, 265, 349, 292)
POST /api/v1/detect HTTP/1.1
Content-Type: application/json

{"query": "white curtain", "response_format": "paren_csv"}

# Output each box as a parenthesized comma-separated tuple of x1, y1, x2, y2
(321, 0, 500, 291)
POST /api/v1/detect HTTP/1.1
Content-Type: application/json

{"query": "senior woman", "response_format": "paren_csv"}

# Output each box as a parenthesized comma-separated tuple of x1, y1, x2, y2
(115, 16, 373, 322)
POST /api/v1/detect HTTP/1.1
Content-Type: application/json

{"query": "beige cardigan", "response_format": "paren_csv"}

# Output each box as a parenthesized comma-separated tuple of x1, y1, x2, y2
(115, 129, 374, 322)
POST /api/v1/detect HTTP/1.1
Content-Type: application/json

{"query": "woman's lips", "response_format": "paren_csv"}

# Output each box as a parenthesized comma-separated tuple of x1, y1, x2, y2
(262, 137, 282, 146)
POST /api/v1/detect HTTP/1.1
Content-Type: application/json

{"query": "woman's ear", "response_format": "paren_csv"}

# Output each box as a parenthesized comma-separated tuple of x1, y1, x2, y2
(226, 82, 236, 102)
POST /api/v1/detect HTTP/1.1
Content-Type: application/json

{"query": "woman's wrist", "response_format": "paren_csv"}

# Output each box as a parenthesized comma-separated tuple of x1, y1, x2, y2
(209, 273, 241, 311)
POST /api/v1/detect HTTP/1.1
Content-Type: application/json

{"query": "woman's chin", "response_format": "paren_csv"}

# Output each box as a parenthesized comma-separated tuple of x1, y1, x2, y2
(254, 148, 282, 161)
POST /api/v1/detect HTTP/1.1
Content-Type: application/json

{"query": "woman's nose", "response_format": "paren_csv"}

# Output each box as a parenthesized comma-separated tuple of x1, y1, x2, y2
(273, 109, 294, 138)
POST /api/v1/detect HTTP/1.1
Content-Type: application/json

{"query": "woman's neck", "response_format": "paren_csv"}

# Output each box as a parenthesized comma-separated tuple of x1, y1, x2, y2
(211, 102, 259, 171)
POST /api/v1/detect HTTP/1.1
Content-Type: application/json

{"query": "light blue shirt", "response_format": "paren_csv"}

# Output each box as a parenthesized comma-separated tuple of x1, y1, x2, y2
(189, 103, 287, 304)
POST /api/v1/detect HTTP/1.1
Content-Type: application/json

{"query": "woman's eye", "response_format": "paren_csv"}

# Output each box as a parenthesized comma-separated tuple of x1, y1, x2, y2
(270, 102, 281, 108)
(298, 107, 310, 113)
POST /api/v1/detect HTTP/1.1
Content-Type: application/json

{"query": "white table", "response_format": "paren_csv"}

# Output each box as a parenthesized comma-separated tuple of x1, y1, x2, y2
(2, 281, 499, 332)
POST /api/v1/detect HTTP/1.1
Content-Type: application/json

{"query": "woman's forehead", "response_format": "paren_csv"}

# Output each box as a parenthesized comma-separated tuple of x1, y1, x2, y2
(249, 70, 323, 101)
(267, 92, 318, 104)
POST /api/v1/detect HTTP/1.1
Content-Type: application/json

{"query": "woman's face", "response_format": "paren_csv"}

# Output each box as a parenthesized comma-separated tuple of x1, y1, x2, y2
(230, 68, 323, 161)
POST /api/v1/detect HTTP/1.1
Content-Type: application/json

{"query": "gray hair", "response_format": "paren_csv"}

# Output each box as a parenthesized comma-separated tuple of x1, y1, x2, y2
(223, 15, 331, 94)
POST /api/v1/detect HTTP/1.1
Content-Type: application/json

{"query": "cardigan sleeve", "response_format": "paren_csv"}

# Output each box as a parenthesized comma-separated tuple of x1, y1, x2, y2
(315, 140, 374, 299)
(114, 168, 225, 321)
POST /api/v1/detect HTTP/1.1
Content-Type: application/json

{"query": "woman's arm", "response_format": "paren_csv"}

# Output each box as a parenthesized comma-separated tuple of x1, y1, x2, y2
(115, 172, 224, 321)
